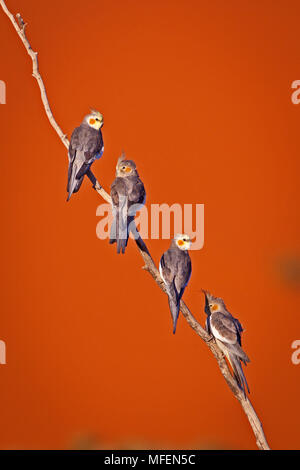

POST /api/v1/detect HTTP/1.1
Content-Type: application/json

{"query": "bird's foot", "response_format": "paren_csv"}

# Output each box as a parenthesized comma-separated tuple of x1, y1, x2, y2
(205, 335, 214, 343)
(93, 182, 102, 191)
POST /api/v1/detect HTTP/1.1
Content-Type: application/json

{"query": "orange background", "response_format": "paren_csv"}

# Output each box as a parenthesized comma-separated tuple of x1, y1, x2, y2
(0, 0, 299, 450)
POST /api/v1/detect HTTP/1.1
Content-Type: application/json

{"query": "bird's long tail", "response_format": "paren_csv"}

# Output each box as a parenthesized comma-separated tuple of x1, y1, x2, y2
(109, 199, 131, 254)
(225, 342, 250, 365)
(109, 213, 117, 245)
(167, 281, 180, 334)
(228, 353, 250, 397)
(67, 161, 84, 201)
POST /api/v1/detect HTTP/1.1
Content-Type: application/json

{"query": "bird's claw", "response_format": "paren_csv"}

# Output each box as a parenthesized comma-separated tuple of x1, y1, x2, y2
(205, 335, 214, 343)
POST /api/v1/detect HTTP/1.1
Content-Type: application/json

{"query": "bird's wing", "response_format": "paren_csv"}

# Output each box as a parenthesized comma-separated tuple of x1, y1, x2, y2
(211, 312, 250, 363)
(70, 126, 103, 163)
(68, 127, 95, 179)
(68, 127, 81, 161)
(94, 130, 104, 159)
(128, 178, 146, 205)
(175, 253, 192, 299)
(84, 129, 103, 162)
(233, 317, 243, 345)
(75, 129, 103, 181)
(226, 341, 250, 363)
(159, 249, 182, 334)
(111, 177, 127, 206)
(110, 178, 129, 254)
(67, 130, 87, 198)
(234, 318, 243, 332)
(67, 126, 103, 200)
(210, 312, 238, 345)
(159, 250, 176, 285)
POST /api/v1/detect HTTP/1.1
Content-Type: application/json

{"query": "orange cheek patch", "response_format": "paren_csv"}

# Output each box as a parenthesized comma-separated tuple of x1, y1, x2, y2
(125, 167, 131, 173)
(211, 304, 218, 311)
(177, 240, 184, 246)
(89, 118, 95, 125)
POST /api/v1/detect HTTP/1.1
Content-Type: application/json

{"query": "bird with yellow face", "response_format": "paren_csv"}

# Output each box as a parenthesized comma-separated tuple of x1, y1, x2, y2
(159, 234, 192, 334)
(67, 109, 104, 201)
(109, 156, 146, 254)
(203, 290, 250, 397)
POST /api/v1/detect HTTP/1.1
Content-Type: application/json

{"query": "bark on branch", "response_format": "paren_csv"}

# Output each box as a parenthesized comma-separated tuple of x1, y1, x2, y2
(0, 0, 270, 450)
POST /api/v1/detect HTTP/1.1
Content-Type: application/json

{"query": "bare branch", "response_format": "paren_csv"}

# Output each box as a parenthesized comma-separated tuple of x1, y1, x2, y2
(0, 0, 68, 148)
(0, 0, 101, 191)
(0, 0, 270, 450)
(86, 169, 112, 204)
(16, 12, 26, 32)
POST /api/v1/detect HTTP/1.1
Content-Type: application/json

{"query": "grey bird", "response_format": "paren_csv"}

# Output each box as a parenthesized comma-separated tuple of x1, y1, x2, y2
(203, 290, 250, 397)
(159, 234, 192, 334)
(109, 157, 146, 254)
(67, 109, 104, 201)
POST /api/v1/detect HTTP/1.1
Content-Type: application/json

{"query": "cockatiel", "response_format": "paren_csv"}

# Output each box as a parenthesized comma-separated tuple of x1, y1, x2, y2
(159, 234, 192, 334)
(203, 290, 250, 397)
(67, 110, 104, 201)
(109, 157, 146, 254)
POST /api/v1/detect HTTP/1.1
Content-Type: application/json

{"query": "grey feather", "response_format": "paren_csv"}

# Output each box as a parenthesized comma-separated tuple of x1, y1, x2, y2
(110, 161, 145, 254)
(229, 353, 250, 397)
(160, 242, 192, 334)
(67, 149, 86, 201)
(117, 196, 129, 254)
(224, 341, 250, 365)
(67, 122, 103, 201)
(166, 279, 180, 334)
(203, 291, 250, 396)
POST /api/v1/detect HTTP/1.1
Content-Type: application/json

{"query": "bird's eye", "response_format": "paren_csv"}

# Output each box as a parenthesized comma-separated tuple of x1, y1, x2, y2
(95, 118, 99, 121)
(122, 166, 126, 170)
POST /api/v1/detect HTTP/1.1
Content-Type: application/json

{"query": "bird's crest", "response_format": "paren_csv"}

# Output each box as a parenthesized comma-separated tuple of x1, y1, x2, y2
(90, 109, 102, 118)
(117, 151, 126, 167)
(202, 290, 227, 312)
